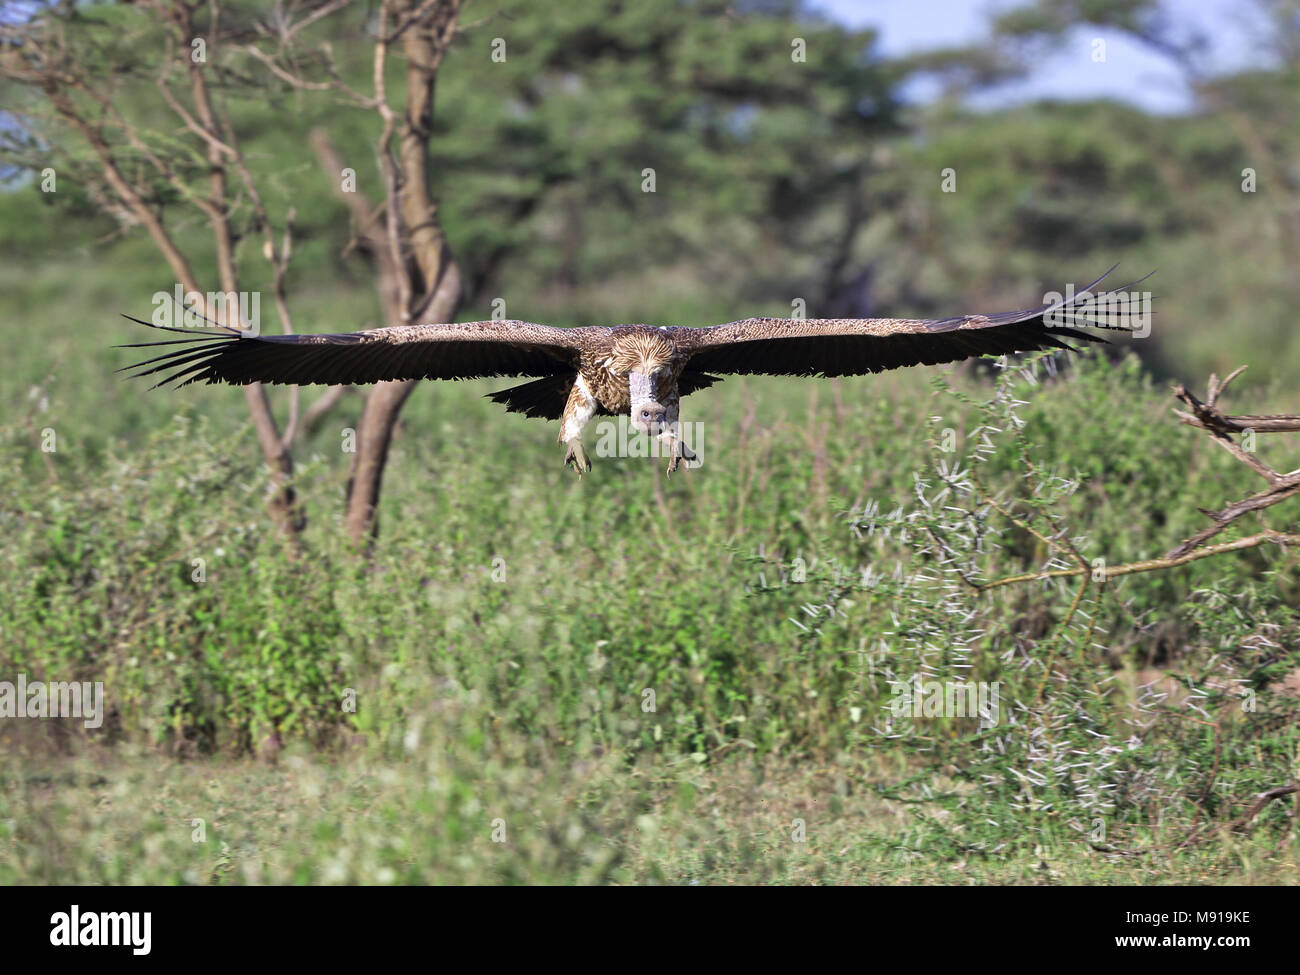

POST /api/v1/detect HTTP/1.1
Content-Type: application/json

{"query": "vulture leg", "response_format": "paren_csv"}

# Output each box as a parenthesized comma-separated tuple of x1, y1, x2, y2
(559, 374, 597, 475)
(657, 389, 699, 474)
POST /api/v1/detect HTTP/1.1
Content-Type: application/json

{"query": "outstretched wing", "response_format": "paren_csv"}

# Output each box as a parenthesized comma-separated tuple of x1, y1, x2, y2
(676, 267, 1150, 378)
(119, 319, 601, 388)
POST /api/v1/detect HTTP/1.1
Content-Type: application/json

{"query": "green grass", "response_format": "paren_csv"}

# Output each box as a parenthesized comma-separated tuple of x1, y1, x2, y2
(4, 747, 1297, 885)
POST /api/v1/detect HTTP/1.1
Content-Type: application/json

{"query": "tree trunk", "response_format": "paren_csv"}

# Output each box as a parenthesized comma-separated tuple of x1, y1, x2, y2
(341, 1, 465, 546)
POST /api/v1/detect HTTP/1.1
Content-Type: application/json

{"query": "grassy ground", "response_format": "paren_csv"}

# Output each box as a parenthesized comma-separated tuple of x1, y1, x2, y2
(4, 747, 1297, 884)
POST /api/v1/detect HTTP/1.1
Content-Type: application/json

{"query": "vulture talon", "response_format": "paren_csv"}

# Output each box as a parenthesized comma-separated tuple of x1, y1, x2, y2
(563, 440, 591, 475)
(665, 441, 696, 475)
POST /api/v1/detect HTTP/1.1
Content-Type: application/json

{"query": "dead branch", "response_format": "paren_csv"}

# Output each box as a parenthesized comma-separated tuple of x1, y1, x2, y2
(1233, 783, 1300, 830)
(976, 529, 1300, 591)
(1167, 368, 1300, 557)
(1170, 781, 1300, 853)
(1166, 479, 1300, 558)
(948, 368, 1300, 594)
(1090, 780, 1299, 857)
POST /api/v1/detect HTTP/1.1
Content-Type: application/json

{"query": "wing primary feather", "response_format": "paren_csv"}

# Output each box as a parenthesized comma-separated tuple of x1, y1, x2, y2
(120, 312, 238, 337)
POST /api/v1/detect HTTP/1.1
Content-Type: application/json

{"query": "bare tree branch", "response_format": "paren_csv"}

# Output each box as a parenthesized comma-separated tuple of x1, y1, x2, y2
(1167, 370, 1300, 557)
(6, 0, 468, 547)
(333, 0, 465, 545)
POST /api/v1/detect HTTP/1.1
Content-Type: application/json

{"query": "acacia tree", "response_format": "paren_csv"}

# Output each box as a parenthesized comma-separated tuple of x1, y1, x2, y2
(990, 0, 1300, 265)
(0, 0, 464, 545)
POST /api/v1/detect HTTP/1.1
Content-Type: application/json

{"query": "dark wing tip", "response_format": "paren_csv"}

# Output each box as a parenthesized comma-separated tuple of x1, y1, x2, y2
(116, 319, 241, 388)
(935, 267, 1156, 334)
(118, 312, 239, 337)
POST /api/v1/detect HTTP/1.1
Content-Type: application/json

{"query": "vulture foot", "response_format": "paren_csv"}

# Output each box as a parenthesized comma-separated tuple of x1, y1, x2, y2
(665, 441, 698, 475)
(563, 440, 592, 475)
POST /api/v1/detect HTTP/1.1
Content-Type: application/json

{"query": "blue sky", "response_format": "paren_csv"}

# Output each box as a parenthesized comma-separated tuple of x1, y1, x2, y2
(812, 0, 1268, 114)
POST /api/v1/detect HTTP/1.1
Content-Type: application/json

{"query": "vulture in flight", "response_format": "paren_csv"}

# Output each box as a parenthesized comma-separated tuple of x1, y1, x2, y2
(121, 267, 1148, 473)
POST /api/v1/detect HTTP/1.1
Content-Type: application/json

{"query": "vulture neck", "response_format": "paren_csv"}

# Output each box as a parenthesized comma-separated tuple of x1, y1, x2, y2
(628, 370, 656, 410)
